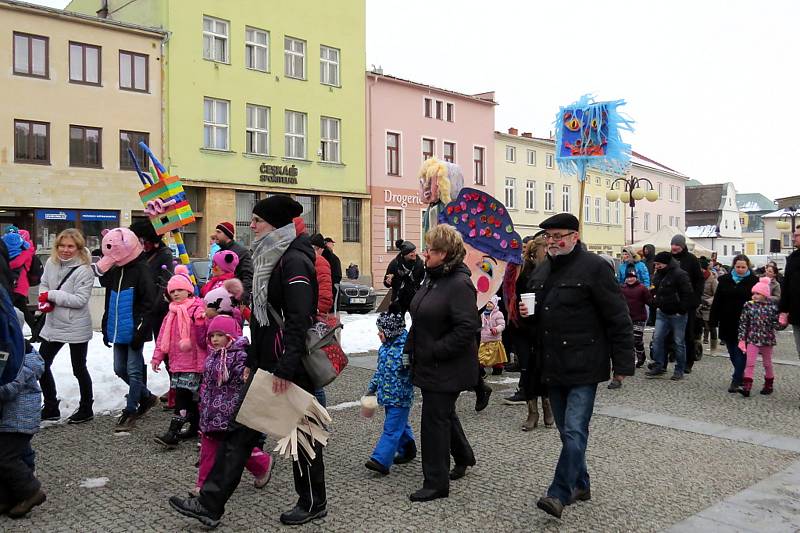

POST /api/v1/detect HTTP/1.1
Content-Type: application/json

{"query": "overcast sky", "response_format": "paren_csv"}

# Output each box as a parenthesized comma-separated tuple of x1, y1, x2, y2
(33, 0, 798, 200)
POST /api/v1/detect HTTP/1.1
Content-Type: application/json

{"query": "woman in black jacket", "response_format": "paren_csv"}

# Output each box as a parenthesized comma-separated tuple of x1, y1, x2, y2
(406, 224, 480, 503)
(710, 254, 758, 392)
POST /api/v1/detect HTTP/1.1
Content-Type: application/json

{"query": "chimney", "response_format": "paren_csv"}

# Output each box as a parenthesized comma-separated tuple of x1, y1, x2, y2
(97, 0, 109, 18)
(507, 127, 518, 136)
(521, 132, 533, 138)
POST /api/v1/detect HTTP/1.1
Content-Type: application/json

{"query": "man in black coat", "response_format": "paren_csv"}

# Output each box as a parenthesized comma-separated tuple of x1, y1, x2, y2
(779, 227, 800, 357)
(670, 235, 704, 372)
(322, 237, 342, 285)
(521, 213, 633, 519)
(214, 221, 254, 304)
(383, 240, 425, 315)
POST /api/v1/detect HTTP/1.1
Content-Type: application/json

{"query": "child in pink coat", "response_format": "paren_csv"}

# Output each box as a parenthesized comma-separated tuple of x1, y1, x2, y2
(151, 266, 207, 447)
(737, 277, 780, 397)
(478, 295, 507, 374)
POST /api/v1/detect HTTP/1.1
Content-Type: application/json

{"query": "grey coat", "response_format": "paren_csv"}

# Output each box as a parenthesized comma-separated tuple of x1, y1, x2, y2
(39, 257, 95, 344)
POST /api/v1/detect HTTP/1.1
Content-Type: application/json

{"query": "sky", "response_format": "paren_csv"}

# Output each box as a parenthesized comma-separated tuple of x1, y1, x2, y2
(31, 0, 799, 200)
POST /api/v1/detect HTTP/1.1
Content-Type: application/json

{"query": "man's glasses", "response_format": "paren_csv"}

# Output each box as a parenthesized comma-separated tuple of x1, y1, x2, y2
(543, 231, 576, 241)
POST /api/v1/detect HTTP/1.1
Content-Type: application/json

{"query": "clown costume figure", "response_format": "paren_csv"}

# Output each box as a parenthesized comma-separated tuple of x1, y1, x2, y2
(479, 295, 507, 370)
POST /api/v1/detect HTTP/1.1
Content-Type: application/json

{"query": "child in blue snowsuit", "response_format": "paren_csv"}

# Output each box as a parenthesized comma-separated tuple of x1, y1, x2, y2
(364, 311, 416, 475)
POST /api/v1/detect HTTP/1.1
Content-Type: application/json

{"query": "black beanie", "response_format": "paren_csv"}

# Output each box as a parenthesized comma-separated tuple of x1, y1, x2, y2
(397, 239, 416, 256)
(309, 233, 326, 248)
(654, 251, 672, 265)
(252, 195, 303, 229)
(129, 219, 162, 244)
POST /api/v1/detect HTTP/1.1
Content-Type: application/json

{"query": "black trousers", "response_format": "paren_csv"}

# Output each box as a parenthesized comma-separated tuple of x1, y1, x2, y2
(38, 341, 92, 408)
(420, 390, 474, 492)
(685, 306, 697, 368)
(0, 433, 39, 505)
(11, 293, 35, 329)
(199, 423, 326, 516)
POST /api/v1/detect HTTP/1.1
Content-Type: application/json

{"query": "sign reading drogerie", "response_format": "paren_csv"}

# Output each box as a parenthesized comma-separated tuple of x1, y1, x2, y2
(259, 163, 299, 184)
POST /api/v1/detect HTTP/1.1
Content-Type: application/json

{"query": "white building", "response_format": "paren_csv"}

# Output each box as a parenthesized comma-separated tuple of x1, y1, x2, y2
(685, 182, 743, 256)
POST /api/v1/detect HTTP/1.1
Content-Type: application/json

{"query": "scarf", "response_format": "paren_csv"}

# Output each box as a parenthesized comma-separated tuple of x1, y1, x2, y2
(160, 297, 195, 353)
(731, 269, 751, 284)
(251, 220, 301, 326)
(214, 342, 233, 386)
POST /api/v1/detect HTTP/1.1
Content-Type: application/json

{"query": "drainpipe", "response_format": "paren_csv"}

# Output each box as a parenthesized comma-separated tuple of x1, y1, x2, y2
(96, 0, 109, 18)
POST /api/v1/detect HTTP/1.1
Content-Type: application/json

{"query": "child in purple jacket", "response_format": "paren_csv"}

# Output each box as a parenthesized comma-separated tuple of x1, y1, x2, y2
(737, 277, 780, 397)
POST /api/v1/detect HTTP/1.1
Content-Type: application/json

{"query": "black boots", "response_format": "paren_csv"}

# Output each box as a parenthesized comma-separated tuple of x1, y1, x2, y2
(761, 377, 774, 395)
(738, 378, 753, 398)
(541, 398, 555, 428)
(67, 401, 94, 424)
(155, 416, 185, 448)
(475, 381, 492, 412)
(41, 400, 60, 422)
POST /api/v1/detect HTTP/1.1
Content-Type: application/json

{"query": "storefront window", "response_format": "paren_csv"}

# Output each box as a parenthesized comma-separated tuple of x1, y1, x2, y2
(386, 209, 402, 251)
(34, 209, 118, 252)
(235, 191, 258, 250)
(294, 195, 318, 235)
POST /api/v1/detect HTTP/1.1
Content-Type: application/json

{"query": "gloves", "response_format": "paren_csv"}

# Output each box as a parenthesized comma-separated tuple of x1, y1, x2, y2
(779, 313, 789, 327)
(490, 327, 498, 335)
(738, 340, 747, 352)
(37, 292, 54, 313)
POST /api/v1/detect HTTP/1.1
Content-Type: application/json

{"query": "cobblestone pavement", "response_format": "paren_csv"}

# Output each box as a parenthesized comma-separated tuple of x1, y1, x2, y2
(3, 328, 800, 532)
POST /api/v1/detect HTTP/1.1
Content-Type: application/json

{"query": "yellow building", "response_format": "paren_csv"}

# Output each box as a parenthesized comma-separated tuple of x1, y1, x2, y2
(0, 0, 164, 251)
(494, 129, 625, 254)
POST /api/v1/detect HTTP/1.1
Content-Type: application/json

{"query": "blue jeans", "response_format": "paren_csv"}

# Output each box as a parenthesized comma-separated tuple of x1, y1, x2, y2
(726, 340, 746, 385)
(652, 310, 688, 375)
(371, 405, 415, 469)
(314, 388, 327, 408)
(113, 344, 150, 414)
(547, 384, 597, 505)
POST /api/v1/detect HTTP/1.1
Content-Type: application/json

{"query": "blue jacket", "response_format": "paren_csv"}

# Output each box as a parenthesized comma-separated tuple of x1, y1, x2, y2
(0, 347, 44, 434)
(617, 260, 651, 287)
(369, 330, 414, 408)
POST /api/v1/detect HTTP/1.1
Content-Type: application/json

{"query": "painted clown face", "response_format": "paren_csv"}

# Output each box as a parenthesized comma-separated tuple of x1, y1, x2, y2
(465, 242, 508, 310)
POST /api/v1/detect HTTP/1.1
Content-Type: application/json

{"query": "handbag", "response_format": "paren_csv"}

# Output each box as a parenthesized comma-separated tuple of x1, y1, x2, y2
(29, 267, 79, 343)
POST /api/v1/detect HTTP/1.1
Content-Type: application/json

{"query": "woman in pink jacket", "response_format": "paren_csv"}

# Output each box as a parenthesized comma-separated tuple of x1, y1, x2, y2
(478, 295, 507, 374)
(151, 266, 207, 448)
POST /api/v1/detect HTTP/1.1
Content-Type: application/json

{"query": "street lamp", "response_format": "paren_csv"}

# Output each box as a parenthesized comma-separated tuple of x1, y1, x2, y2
(775, 205, 799, 232)
(606, 175, 659, 245)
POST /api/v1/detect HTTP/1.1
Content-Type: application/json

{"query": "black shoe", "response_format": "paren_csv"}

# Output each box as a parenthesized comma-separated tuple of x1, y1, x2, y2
(567, 487, 591, 505)
(365, 458, 389, 475)
(449, 464, 470, 480)
(670, 372, 684, 381)
(536, 496, 564, 519)
(67, 403, 94, 424)
(502, 389, 527, 405)
(169, 496, 221, 528)
(279, 505, 327, 525)
(137, 393, 159, 417)
(114, 410, 136, 432)
(475, 384, 492, 412)
(155, 416, 185, 448)
(607, 379, 622, 390)
(8, 489, 46, 519)
(728, 380, 741, 393)
(645, 368, 665, 378)
(647, 361, 658, 370)
(684, 367, 693, 374)
(491, 367, 503, 376)
(393, 443, 417, 465)
(635, 357, 645, 368)
(409, 488, 449, 502)
(41, 401, 60, 422)
(504, 362, 520, 373)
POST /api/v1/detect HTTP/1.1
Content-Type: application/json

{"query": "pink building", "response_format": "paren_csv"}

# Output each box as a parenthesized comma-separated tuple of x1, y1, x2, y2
(366, 71, 496, 285)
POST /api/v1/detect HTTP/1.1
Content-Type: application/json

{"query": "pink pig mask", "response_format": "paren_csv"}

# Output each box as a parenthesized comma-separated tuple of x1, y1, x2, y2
(95, 227, 143, 273)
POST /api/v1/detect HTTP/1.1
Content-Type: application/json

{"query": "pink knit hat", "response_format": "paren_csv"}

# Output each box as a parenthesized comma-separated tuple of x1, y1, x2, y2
(203, 278, 244, 313)
(167, 264, 195, 294)
(213, 250, 239, 273)
(752, 276, 772, 298)
(207, 315, 239, 340)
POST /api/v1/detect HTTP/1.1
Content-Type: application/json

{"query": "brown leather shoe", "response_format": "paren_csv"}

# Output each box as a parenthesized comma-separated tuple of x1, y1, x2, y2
(8, 489, 46, 518)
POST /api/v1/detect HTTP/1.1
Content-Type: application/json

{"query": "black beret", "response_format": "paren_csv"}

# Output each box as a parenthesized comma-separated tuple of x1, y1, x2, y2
(538, 213, 579, 232)
(654, 251, 673, 264)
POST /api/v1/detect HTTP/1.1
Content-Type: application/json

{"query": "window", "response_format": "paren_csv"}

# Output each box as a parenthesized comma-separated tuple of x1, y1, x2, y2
(443, 142, 455, 163)
(473, 146, 485, 185)
(435, 101, 443, 120)
(386, 132, 400, 175)
(644, 212, 650, 231)
(422, 138, 434, 161)
(320, 45, 340, 86)
(594, 197, 601, 223)
(723, 245, 728, 256)
(605, 200, 611, 224)
(246, 104, 269, 155)
(203, 98, 229, 150)
(783, 233, 791, 248)
(614, 201, 620, 225)
(14, 120, 49, 164)
(544, 183, 555, 212)
(669, 215, 675, 227)
(69, 125, 102, 168)
(446, 103, 454, 122)
(562, 185, 571, 213)
(527, 150, 536, 166)
(606, 179, 611, 187)
(657, 214, 663, 230)
(245, 27, 269, 72)
(584, 196, 591, 222)
(386, 209, 402, 251)
(284, 110, 307, 159)
(505, 146, 516, 162)
(119, 50, 148, 91)
(545, 153, 554, 168)
(235, 191, 258, 249)
(423, 98, 432, 118)
(284, 37, 305, 79)
(657, 182, 663, 197)
(595, 177, 601, 186)
(295, 195, 319, 235)
(69, 42, 100, 85)
(504, 178, 516, 209)
(320, 117, 340, 162)
(13, 32, 48, 78)
(342, 198, 361, 242)
(525, 180, 536, 210)
(119, 130, 148, 170)
(202, 16, 229, 62)
(676, 216, 681, 229)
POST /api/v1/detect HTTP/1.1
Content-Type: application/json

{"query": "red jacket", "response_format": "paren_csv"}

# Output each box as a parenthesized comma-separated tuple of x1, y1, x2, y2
(9, 230, 35, 298)
(621, 281, 651, 322)
(200, 271, 235, 297)
(315, 254, 333, 314)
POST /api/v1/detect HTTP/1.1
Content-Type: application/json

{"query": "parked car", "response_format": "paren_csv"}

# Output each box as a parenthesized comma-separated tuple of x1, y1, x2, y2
(336, 281, 376, 314)
(190, 259, 211, 290)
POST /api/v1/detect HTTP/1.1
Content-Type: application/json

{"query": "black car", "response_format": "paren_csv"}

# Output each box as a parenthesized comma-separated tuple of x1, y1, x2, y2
(336, 281, 376, 314)
(190, 259, 211, 290)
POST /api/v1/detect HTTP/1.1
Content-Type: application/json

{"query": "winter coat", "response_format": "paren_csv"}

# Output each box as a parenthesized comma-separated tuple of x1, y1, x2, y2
(672, 248, 704, 308)
(642, 244, 656, 279)
(143, 245, 174, 332)
(247, 234, 318, 393)
(100, 255, 157, 348)
(384, 254, 425, 314)
(0, 348, 44, 434)
(369, 330, 413, 408)
(8, 230, 34, 297)
(199, 336, 249, 433)
(621, 280, 651, 322)
(652, 259, 694, 315)
(315, 254, 334, 314)
(151, 297, 207, 373)
(406, 261, 481, 393)
(0, 241, 14, 296)
(480, 307, 505, 342)
(39, 257, 95, 344)
(697, 271, 718, 321)
(322, 248, 342, 286)
(218, 239, 253, 304)
(710, 272, 758, 342)
(200, 271, 235, 298)
(616, 260, 650, 288)
(769, 278, 781, 302)
(779, 249, 800, 325)
(525, 245, 634, 386)
(738, 299, 779, 347)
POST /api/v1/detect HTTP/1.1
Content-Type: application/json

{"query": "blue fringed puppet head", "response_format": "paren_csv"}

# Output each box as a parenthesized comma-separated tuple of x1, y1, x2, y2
(554, 95, 633, 181)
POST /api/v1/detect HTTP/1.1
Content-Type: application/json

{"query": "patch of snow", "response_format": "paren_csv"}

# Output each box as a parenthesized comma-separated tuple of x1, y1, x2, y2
(685, 225, 718, 238)
(79, 477, 110, 488)
(327, 401, 361, 411)
(486, 376, 520, 385)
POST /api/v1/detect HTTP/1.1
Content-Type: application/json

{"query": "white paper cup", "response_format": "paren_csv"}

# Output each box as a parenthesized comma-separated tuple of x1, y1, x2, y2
(520, 293, 536, 316)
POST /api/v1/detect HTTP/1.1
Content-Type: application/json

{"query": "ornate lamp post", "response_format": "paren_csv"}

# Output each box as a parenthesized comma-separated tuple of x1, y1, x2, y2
(606, 176, 659, 245)
(775, 205, 799, 233)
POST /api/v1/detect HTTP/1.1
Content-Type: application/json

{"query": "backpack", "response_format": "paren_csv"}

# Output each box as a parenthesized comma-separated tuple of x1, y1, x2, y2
(0, 287, 24, 386)
(27, 255, 44, 286)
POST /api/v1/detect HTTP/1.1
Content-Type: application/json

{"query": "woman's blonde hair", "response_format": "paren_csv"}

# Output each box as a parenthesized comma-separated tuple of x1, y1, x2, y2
(51, 228, 91, 265)
(425, 224, 466, 266)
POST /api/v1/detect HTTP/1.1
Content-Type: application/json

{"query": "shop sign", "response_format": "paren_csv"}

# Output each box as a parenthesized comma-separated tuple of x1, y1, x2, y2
(36, 209, 76, 221)
(80, 211, 119, 221)
(384, 189, 422, 208)
(259, 163, 299, 185)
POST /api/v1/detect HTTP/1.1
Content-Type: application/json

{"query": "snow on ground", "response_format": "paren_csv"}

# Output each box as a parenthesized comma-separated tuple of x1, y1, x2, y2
(79, 477, 110, 488)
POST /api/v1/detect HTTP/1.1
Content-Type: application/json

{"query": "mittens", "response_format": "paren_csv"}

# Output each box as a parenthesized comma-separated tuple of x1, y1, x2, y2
(738, 340, 747, 352)
(37, 292, 54, 313)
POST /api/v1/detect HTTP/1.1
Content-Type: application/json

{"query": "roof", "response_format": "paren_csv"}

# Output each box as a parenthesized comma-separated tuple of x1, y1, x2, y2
(762, 208, 799, 219)
(686, 225, 720, 238)
(369, 71, 497, 105)
(736, 193, 776, 212)
(685, 184, 725, 212)
(686, 179, 703, 187)
(685, 211, 721, 227)
(630, 150, 686, 177)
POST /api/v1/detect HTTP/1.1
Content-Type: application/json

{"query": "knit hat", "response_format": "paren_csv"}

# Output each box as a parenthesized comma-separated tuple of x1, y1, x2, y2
(376, 311, 406, 339)
(216, 221, 235, 240)
(671, 234, 686, 249)
(204, 278, 244, 314)
(397, 239, 416, 256)
(752, 276, 772, 298)
(625, 269, 638, 279)
(129, 219, 163, 244)
(212, 250, 239, 273)
(252, 195, 303, 229)
(309, 233, 326, 249)
(207, 315, 239, 340)
(699, 256, 710, 269)
(167, 264, 194, 294)
(654, 251, 673, 265)
(1, 231, 28, 259)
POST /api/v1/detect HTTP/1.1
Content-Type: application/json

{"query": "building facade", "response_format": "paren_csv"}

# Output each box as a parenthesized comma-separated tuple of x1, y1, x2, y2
(0, 0, 164, 252)
(68, 0, 370, 274)
(736, 192, 776, 256)
(366, 71, 496, 285)
(685, 182, 744, 256)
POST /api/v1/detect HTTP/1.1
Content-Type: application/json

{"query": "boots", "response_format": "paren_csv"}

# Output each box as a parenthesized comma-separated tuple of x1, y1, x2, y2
(760, 377, 774, 395)
(41, 400, 60, 422)
(179, 405, 199, 440)
(738, 378, 753, 398)
(521, 400, 539, 431)
(67, 400, 94, 424)
(711, 339, 718, 351)
(635, 353, 646, 368)
(154, 416, 185, 448)
(541, 398, 554, 428)
(474, 380, 492, 412)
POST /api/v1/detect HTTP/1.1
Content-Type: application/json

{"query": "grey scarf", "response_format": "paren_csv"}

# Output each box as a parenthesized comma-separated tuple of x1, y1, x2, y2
(251, 222, 300, 326)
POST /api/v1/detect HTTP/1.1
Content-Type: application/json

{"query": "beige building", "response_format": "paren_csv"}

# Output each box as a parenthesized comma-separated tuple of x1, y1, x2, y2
(0, 0, 164, 252)
(494, 129, 625, 255)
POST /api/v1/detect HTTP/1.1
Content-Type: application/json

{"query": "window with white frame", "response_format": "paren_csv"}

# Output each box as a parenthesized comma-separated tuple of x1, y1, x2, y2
(505, 178, 516, 209)
(505, 145, 516, 162)
(435, 100, 443, 120)
(387, 132, 400, 176)
(584, 196, 591, 222)
(443, 141, 455, 163)
(320, 116, 340, 162)
(657, 214, 663, 230)
(422, 138, 434, 161)
(595, 177, 601, 186)
(545, 153, 554, 168)
(544, 182, 554, 212)
(562, 184, 571, 213)
(203, 97, 229, 150)
(676, 216, 681, 229)
(245, 27, 268, 71)
(473, 146, 484, 185)
(669, 215, 675, 226)
(284, 37, 305, 79)
(284, 110, 306, 158)
(423, 98, 432, 118)
(446, 103, 454, 122)
(657, 182, 663, 197)
(605, 200, 611, 224)
(644, 212, 650, 231)
(614, 201, 620, 225)
(525, 180, 536, 210)
(527, 149, 536, 166)
(203, 16, 228, 63)
(245, 104, 269, 155)
(594, 197, 601, 223)
(320, 45, 339, 86)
